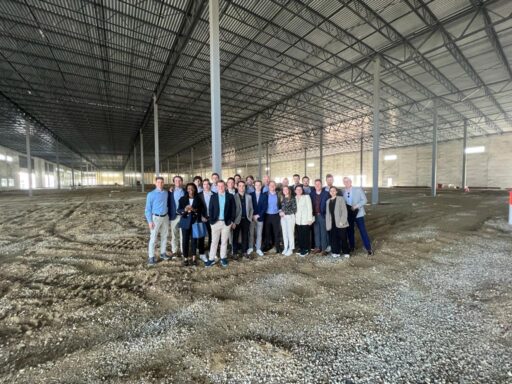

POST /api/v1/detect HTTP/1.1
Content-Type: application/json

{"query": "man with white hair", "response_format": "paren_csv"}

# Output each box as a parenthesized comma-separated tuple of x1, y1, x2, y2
(342, 177, 374, 256)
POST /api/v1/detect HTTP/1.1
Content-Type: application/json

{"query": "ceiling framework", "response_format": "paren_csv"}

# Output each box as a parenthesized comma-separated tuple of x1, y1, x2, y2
(0, 0, 511, 171)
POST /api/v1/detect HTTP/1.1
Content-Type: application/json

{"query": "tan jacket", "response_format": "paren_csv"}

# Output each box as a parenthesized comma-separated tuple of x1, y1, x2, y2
(295, 195, 314, 225)
(325, 196, 348, 230)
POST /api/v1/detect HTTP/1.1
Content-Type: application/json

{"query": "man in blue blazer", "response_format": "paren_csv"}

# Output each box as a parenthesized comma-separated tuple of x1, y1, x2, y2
(167, 175, 185, 257)
(206, 180, 236, 268)
(251, 180, 267, 256)
(310, 178, 329, 254)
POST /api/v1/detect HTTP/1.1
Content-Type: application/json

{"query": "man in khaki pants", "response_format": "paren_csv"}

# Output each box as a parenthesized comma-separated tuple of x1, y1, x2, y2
(205, 180, 236, 268)
(168, 175, 185, 257)
(145, 177, 170, 266)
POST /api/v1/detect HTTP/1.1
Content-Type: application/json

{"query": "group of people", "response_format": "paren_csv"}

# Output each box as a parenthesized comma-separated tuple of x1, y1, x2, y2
(144, 172, 374, 268)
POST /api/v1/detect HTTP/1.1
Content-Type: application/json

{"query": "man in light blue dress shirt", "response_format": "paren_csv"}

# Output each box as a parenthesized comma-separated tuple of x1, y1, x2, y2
(145, 177, 169, 265)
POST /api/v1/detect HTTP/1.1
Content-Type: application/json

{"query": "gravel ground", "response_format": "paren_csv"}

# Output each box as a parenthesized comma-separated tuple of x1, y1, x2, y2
(0, 188, 510, 383)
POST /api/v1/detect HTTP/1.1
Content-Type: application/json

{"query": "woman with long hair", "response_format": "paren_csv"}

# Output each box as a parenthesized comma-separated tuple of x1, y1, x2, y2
(325, 186, 350, 258)
(177, 183, 205, 266)
(279, 185, 297, 256)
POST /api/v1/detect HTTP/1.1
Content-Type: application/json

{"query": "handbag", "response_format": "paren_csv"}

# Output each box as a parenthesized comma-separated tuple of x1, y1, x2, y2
(192, 222, 206, 239)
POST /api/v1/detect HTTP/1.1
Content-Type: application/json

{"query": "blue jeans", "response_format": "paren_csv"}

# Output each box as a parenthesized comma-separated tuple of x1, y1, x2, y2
(347, 216, 372, 251)
(313, 214, 328, 251)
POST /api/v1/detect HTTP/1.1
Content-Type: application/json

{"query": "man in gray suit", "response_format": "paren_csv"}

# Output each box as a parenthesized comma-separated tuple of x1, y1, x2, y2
(233, 181, 254, 259)
(342, 177, 374, 256)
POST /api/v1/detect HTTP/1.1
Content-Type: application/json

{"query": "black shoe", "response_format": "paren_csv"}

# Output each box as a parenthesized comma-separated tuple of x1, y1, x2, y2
(243, 253, 250, 259)
(232, 253, 239, 261)
(275, 247, 282, 254)
(350, 247, 355, 253)
(182, 258, 190, 267)
(368, 250, 374, 256)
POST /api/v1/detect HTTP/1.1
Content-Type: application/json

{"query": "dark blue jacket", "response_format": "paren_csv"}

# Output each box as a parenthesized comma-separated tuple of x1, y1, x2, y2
(167, 188, 185, 220)
(251, 191, 267, 222)
(209, 192, 236, 226)
(309, 189, 329, 216)
(177, 195, 204, 230)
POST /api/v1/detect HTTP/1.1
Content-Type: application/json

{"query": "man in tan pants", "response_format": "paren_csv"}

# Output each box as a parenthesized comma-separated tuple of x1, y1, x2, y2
(168, 175, 185, 256)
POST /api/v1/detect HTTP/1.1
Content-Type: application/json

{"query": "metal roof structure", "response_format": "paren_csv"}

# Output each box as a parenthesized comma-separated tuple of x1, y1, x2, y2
(0, 0, 511, 171)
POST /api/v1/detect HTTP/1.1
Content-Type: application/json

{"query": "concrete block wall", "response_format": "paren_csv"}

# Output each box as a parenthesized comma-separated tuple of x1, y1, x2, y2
(218, 132, 512, 189)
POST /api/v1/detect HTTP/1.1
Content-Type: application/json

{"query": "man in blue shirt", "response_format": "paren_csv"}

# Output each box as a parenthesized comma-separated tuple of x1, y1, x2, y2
(263, 181, 282, 254)
(206, 180, 236, 268)
(145, 177, 169, 266)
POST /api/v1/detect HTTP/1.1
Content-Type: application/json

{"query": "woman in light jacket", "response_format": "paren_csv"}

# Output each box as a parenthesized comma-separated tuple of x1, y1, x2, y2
(294, 185, 314, 257)
(325, 186, 350, 258)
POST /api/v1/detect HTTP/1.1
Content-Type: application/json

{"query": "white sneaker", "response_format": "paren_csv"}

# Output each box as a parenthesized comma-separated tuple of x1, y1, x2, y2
(326, 246, 331, 253)
(331, 253, 340, 258)
(199, 254, 208, 263)
(247, 248, 254, 254)
(343, 254, 350, 259)
(285, 250, 293, 256)
(256, 249, 264, 256)
(281, 248, 288, 255)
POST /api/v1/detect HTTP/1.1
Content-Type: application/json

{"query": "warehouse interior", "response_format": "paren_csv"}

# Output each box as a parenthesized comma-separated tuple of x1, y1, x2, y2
(0, 0, 511, 382)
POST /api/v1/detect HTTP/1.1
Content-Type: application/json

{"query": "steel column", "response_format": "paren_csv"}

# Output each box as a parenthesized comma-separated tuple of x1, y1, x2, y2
(462, 119, 468, 189)
(319, 129, 324, 180)
(431, 100, 438, 197)
(71, 168, 75, 187)
(56, 141, 61, 190)
(266, 144, 269, 176)
(304, 148, 307, 177)
(372, 55, 381, 205)
(257, 115, 262, 180)
(25, 122, 32, 197)
(209, 0, 222, 176)
(140, 131, 145, 192)
(191, 147, 194, 178)
(360, 136, 364, 187)
(153, 94, 160, 176)
(134, 145, 137, 187)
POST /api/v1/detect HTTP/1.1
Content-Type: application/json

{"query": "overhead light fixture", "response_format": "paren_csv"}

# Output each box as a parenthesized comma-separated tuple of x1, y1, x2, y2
(307, 162, 314, 167)
(465, 146, 485, 154)
(384, 154, 397, 161)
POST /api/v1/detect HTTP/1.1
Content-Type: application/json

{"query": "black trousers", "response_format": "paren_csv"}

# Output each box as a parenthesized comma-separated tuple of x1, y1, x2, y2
(182, 228, 205, 258)
(264, 213, 281, 250)
(296, 224, 311, 254)
(329, 226, 350, 255)
(233, 218, 251, 253)
(198, 222, 212, 254)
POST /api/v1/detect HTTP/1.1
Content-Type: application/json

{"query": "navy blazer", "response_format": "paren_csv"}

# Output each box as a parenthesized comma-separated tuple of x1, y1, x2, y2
(251, 191, 267, 222)
(309, 189, 330, 216)
(167, 188, 185, 221)
(258, 191, 282, 219)
(209, 192, 236, 226)
(177, 195, 205, 230)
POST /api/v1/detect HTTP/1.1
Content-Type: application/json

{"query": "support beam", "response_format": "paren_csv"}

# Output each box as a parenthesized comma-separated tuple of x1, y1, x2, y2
(56, 141, 61, 190)
(431, 100, 438, 197)
(134, 145, 137, 187)
(304, 148, 307, 177)
(209, 0, 222, 177)
(360, 136, 364, 187)
(191, 147, 194, 178)
(257, 115, 262, 180)
(372, 55, 381, 205)
(140, 131, 145, 192)
(266, 144, 269, 176)
(153, 94, 160, 176)
(177, 154, 180, 176)
(71, 168, 75, 188)
(25, 122, 32, 197)
(462, 119, 468, 189)
(319, 128, 323, 181)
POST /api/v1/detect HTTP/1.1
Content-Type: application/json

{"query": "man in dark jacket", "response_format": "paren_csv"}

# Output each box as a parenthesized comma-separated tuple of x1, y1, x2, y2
(206, 180, 236, 268)
(310, 178, 329, 255)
